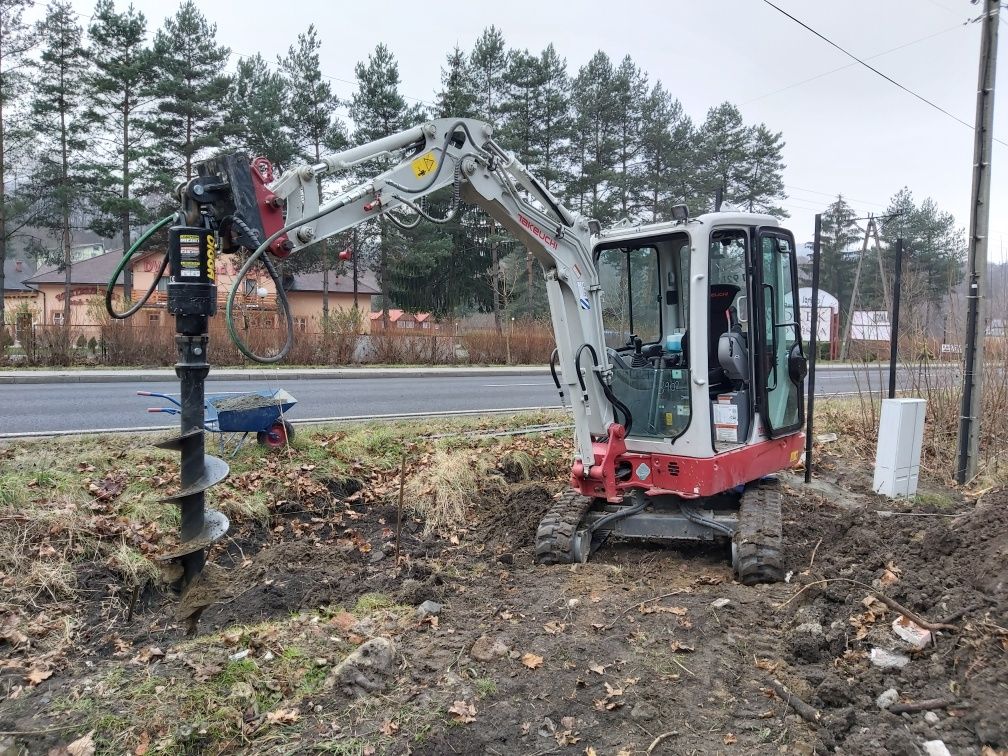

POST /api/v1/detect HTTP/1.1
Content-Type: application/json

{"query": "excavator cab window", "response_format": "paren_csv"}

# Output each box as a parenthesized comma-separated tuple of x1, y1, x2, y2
(596, 234, 692, 442)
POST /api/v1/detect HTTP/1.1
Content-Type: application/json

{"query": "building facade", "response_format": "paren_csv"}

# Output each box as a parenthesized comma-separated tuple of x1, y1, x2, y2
(10, 248, 379, 336)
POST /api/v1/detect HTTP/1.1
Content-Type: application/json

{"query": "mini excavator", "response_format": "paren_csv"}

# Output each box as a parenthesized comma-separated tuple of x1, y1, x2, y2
(126, 118, 807, 588)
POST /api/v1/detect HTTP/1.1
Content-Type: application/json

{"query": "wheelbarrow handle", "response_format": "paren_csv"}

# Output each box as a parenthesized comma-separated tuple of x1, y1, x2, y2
(147, 407, 180, 415)
(137, 391, 181, 407)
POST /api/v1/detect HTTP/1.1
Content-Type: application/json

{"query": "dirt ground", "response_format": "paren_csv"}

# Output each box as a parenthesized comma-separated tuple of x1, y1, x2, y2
(0, 417, 1005, 755)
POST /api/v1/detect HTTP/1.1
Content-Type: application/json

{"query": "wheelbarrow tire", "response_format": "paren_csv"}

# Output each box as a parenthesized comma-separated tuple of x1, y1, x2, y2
(259, 420, 293, 449)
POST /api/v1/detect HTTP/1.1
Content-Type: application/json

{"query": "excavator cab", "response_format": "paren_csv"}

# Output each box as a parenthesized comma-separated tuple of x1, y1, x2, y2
(539, 213, 807, 582)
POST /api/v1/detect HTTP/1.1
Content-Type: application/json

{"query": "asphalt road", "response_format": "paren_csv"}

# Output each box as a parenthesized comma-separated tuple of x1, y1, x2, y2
(0, 365, 947, 436)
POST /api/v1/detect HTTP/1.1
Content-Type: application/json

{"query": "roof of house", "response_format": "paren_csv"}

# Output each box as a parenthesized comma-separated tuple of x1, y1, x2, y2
(24, 248, 381, 296)
(3, 254, 38, 292)
(369, 309, 407, 322)
(287, 270, 380, 295)
(23, 248, 133, 286)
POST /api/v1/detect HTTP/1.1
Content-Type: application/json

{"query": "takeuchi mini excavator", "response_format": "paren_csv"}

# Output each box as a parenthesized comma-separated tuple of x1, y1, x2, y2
(175, 118, 808, 584)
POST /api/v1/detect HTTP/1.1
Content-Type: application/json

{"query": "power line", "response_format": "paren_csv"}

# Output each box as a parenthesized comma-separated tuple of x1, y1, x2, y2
(784, 184, 887, 207)
(743, 21, 968, 104)
(759, 0, 1008, 148)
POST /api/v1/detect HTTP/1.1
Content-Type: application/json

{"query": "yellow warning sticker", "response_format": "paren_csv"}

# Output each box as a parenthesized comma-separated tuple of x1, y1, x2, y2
(411, 152, 437, 178)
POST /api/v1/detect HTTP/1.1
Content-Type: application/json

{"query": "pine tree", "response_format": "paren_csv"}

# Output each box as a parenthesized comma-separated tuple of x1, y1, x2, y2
(879, 189, 965, 323)
(694, 102, 749, 212)
(639, 83, 696, 221)
(820, 195, 861, 324)
(86, 0, 154, 300)
(737, 124, 787, 216)
(531, 44, 571, 195)
(569, 51, 618, 224)
(350, 43, 423, 328)
(435, 45, 477, 119)
(229, 53, 296, 171)
(0, 0, 35, 333)
(610, 55, 647, 220)
(31, 0, 92, 330)
(149, 1, 232, 191)
(469, 26, 509, 125)
(469, 26, 511, 332)
(279, 24, 346, 316)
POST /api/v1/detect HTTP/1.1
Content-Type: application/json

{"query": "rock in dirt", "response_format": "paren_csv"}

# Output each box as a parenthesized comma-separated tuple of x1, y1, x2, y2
(470, 634, 509, 662)
(630, 701, 659, 721)
(869, 647, 910, 669)
(415, 600, 442, 619)
(711, 598, 731, 609)
(924, 711, 940, 725)
(876, 688, 900, 710)
(922, 740, 952, 756)
(325, 637, 395, 697)
(892, 616, 932, 650)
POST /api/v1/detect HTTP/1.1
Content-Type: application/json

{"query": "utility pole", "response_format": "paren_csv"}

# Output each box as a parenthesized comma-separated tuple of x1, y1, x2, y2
(956, 0, 999, 485)
(839, 218, 872, 360)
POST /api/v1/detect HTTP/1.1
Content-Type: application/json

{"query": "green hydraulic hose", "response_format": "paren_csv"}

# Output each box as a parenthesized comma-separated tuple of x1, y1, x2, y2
(105, 214, 176, 319)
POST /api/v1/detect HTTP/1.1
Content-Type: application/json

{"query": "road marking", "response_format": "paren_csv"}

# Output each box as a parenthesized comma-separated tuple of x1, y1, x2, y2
(481, 382, 549, 387)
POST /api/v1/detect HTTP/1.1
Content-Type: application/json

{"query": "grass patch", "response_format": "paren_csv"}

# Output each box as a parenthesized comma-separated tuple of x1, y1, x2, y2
(475, 677, 498, 697)
(405, 448, 503, 534)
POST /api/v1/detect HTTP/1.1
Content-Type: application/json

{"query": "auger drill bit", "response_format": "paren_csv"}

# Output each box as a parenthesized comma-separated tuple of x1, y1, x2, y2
(160, 219, 231, 632)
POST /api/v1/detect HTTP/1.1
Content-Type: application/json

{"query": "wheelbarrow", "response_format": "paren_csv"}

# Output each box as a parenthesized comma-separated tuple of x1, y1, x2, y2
(140, 388, 298, 457)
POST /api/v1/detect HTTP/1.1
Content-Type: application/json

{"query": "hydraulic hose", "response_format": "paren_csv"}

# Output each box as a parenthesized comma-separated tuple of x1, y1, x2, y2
(226, 217, 295, 364)
(225, 200, 348, 363)
(575, 343, 633, 435)
(105, 214, 176, 319)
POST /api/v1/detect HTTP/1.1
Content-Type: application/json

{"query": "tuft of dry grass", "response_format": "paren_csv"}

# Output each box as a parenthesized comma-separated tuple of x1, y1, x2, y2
(405, 449, 504, 534)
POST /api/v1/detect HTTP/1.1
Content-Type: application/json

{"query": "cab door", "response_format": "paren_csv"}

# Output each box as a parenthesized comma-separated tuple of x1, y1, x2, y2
(753, 228, 805, 437)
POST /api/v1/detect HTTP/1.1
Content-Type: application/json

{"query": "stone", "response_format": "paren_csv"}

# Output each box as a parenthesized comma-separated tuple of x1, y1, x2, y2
(711, 598, 731, 609)
(876, 688, 900, 710)
(892, 616, 932, 650)
(326, 637, 395, 697)
(470, 634, 510, 662)
(922, 740, 952, 756)
(924, 711, 940, 725)
(630, 701, 659, 721)
(415, 600, 442, 619)
(869, 648, 910, 669)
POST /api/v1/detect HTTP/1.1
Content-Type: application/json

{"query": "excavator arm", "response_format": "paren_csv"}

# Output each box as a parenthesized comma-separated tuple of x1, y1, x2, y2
(212, 118, 617, 472)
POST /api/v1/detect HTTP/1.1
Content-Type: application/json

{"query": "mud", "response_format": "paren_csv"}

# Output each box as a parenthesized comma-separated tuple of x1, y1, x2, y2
(2, 464, 1005, 755)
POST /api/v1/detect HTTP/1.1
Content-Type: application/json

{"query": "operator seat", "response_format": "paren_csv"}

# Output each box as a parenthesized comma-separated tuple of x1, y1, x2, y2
(708, 284, 740, 386)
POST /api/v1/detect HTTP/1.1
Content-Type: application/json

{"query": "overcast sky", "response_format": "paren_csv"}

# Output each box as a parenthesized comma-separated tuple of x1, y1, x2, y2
(62, 0, 1006, 257)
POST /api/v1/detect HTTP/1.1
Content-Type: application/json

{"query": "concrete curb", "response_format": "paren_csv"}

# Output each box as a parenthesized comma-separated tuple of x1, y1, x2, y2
(0, 365, 552, 385)
(0, 361, 955, 385)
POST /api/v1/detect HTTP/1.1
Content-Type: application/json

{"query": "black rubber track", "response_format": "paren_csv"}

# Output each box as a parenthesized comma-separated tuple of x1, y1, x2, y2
(733, 483, 785, 585)
(534, 490, 594, 564)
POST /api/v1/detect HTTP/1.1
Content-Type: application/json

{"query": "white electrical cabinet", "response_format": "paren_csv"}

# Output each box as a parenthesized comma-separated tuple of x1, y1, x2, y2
(873, 398, 927, 498)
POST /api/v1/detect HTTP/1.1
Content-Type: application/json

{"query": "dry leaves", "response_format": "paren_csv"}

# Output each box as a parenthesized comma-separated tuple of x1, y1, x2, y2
(521, 652, 544, 669)
(448, 699, 477, 724)
(588, 662, 608, 675)
(668, 640, 695, 653)
(24, 666, 52, 685)
(639, 603, 689, 616)
(265, 708, 300, 725)
(379, 719, 400, 736)
(724, 733, 737, 745)
(543, 620, 566, 635)
(594, 681, 625, 711)
(48, 731, 95, 756)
